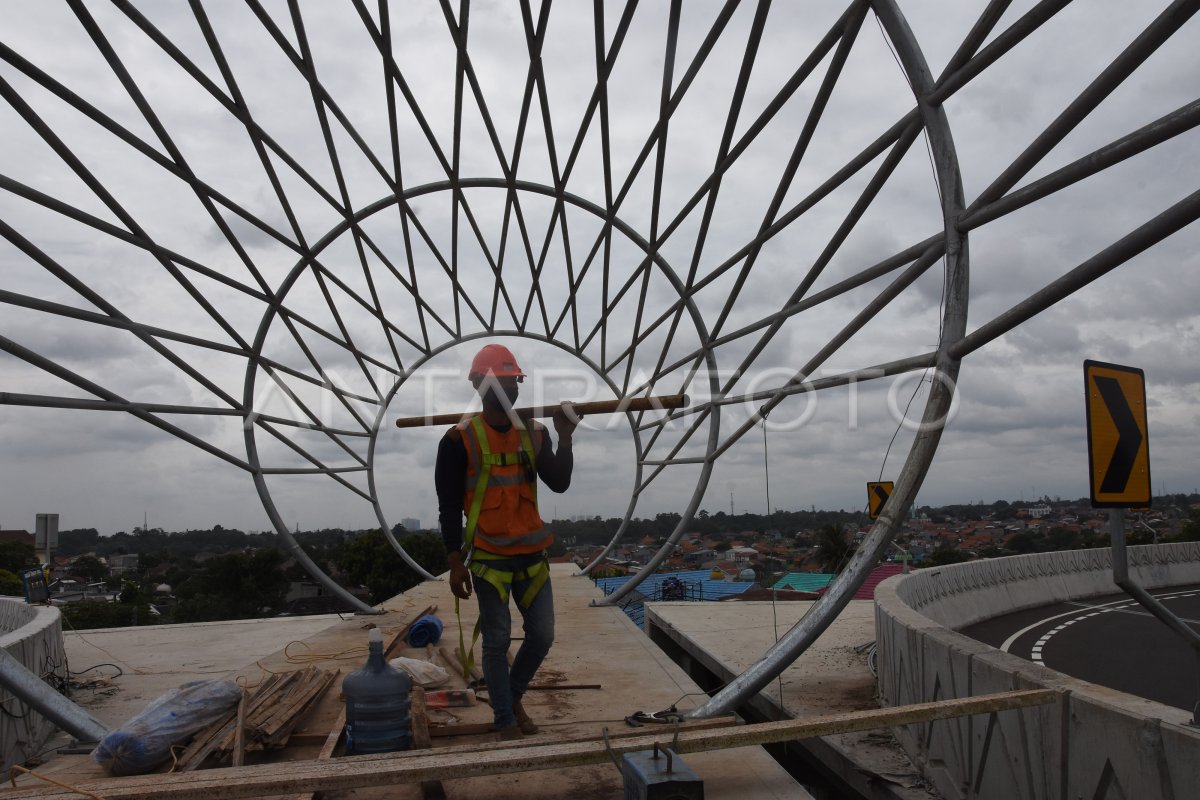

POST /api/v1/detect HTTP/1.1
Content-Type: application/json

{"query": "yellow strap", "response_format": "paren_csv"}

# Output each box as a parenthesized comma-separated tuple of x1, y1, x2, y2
(468, 558, 548, 609)
(463, 417, 492, 550)
(454, 596, 480, 683)
(518, 561, 549, 608)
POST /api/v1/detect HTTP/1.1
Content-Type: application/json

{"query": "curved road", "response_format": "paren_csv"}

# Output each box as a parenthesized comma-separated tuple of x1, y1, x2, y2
(962, 583, 1200, 712)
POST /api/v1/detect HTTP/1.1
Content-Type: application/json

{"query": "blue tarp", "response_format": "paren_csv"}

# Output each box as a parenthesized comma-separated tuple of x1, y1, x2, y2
(592, 570, 755, 627)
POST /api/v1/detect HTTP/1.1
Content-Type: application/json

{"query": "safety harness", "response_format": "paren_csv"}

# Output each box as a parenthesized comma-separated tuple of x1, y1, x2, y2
(455, 416, 550, 682)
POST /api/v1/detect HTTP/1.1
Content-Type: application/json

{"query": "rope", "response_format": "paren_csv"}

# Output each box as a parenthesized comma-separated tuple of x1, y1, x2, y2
(166, 744, 187, 774)
(8, 765, 106, 799)
(280, 640, 368, 665)
(57, 612, 145, 675)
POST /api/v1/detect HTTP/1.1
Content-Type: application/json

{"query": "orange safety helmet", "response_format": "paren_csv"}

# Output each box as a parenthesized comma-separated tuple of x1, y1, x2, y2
(468, 343, 525, 380)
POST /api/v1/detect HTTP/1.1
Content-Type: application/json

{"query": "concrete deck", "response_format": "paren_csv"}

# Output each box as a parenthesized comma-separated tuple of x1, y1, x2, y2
(645, 599, 937, 800)
(11, 566, 810, 799)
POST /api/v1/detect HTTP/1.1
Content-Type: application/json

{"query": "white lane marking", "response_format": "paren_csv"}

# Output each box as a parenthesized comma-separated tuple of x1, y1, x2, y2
(999, 588, 1199, 653)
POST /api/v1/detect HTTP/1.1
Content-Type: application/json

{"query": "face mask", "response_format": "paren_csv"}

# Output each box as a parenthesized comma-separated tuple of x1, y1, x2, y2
(481, 382, 519, 411)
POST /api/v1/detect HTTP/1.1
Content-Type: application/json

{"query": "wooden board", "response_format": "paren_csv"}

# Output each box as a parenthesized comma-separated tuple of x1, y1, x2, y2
(0, 690, 1056, 799)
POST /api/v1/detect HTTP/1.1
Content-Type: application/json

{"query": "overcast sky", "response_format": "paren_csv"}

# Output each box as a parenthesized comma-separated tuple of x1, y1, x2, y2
(1, 1, 1197, 537)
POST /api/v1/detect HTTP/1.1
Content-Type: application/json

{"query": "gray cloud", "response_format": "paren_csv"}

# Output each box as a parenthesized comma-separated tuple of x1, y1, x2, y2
(2, 1, 1197, 534)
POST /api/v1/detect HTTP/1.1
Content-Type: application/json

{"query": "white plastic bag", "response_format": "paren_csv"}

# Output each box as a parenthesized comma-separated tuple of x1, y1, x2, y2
(388, 656, 450, 687)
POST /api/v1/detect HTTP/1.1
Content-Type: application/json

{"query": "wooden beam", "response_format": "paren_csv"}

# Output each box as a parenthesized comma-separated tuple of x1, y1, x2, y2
(426, 714, 738, 746)
(393, 394, 688, 429)
(409, 688, 447, 800)
(0, 690, 1056, 799)
(231, 689, 247, 768)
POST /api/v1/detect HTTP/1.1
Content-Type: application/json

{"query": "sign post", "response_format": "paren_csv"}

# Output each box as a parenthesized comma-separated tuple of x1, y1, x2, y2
(1084, 361, 1200, 724)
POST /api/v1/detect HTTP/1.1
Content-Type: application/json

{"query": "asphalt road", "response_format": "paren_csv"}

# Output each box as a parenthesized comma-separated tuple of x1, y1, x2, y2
(961, 584, 1200, 713)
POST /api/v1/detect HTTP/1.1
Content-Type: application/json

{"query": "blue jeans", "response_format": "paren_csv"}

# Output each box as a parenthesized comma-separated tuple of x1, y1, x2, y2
(471, 557, 555, 729)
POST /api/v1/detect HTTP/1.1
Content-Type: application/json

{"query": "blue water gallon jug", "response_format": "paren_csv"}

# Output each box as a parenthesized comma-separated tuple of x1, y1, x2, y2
(342, 628, 412, 754)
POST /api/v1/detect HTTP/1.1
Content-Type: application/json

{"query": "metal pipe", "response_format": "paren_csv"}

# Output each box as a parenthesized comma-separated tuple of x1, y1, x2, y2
(950, 188, 1200, 360)
(966, 0, 1199, 213)
(959, 98, 1200, 232)
(0, 647, 108, 744)
(1108, 510, 1200, 724)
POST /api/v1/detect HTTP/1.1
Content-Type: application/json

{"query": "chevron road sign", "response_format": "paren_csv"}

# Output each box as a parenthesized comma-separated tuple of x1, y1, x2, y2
(867, 481, 895, 519)
(1084, 360, 1151, 508)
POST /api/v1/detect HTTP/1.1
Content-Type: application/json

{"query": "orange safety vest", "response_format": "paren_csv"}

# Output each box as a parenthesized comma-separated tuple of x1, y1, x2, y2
(457, 415, 553, 557)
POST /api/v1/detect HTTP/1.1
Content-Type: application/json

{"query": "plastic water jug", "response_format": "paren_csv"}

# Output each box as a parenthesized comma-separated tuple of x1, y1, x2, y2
(342, 628, 412, 754)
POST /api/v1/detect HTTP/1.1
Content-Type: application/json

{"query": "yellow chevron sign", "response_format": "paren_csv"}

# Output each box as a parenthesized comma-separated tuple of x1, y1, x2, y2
(1084, 360, 1151, 508)
(867, 481, 894, 519)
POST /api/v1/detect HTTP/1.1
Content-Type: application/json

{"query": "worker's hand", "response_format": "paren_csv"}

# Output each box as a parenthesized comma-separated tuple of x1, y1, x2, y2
(448, 552, 472, 600)
(553, 402, 582, 441)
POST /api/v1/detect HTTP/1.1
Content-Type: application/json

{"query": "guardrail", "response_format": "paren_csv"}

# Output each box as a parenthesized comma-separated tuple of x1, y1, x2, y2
(0, 599, 70, 772)
(875, 543, 1200, 800)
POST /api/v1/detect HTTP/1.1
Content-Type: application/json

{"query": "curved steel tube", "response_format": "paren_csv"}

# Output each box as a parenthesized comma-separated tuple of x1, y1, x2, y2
(248, 180, 715, 608)
(688, 0, 970, 718)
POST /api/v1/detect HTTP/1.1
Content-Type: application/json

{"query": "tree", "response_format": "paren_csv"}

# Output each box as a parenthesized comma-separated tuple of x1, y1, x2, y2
(1044, 527, 1081, 551)
(1169, 509, 1200, 542)
(814, 524, 853, 574)
(0, 569, 24, 596)
(70, 555, 109, 583)
(653, 512, 682, 536)
(61, 599, 153, 630)
(337, 531, 447, 604)
(0, 541, 37, 575)
(1006, 532, 1041, 554)
(173, 548, 290, 622)
(925, 545, 970, 567)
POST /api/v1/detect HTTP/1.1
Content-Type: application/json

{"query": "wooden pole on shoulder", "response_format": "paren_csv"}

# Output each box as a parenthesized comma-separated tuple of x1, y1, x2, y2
(394, 394, 688, 429)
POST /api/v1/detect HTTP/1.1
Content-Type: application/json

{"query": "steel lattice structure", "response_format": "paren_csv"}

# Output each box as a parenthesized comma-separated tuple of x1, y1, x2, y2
(2, 1, 1197, 718)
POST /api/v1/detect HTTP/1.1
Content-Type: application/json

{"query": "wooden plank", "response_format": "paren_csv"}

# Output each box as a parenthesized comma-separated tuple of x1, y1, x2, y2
(394, 394, 687, 428)
(257, 669, 336, 747)
(0, 689, 1057, 799)
(426, 714, 738, 743)
(427, 722, 497, 738)
(409, 687, 447, 800)
(231, 689, 248, 768)
(281, 707, 344, 800)
(410, 688, 431, 750)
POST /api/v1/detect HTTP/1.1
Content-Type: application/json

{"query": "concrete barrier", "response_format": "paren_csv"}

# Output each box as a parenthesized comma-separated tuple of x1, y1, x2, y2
(875, 543, 1200, 800)
(0, 598, 69, 772)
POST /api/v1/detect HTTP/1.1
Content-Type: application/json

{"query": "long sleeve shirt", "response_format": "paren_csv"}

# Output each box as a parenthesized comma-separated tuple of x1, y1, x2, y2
(436, 419, 573, 554)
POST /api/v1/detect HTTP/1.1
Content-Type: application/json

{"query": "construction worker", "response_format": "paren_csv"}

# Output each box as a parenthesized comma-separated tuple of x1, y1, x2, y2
(436, 343, 579, 739)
